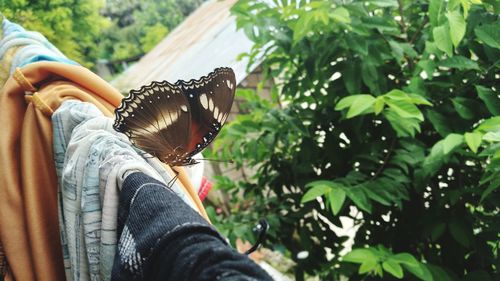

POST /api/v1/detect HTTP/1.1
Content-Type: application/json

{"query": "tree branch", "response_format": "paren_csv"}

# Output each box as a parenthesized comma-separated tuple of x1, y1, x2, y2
(397, 0, 407, 34)
(372, 138, 397, 179)
(409, 17, 429, 45)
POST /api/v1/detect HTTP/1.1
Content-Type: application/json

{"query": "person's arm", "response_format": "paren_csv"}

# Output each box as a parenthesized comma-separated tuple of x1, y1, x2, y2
(112, 172, 273, 281)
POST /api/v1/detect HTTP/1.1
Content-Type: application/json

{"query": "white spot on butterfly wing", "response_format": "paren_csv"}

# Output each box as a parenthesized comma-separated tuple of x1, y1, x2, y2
(171, 110, 179, 123)
(213, 106, 219, 119)
(180, 105, 188, 112)
(221, 113, 228, 124)
(200, 93, 208, 109)
(208, 97, 214, 111)
(147, 109, 180, 132)
(226, 79, 234, 89)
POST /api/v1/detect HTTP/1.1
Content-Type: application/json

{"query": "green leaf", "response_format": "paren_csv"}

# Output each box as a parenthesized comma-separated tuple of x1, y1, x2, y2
(335, 95, 358, 110)
(389, 40, 405, 61)
(407, 94, 433, 106)
(384, 89, 409, 100)
(361, 61, 381, 94)
(424, 40, 441, 54)
(359, 260, 379, 274)
(384, 109, 422, 137)
(439, 56, 480, 70)
(448, 219, 471, 248)
(452, 97, 475, 120)
(343, 248, 377, 263)
(383, 260, 404, 279)
(407, 264, 434, 281)
(301, 181, 333, 203)
(363, 185, 392, 206)
(480, 181, 500, 202)
(400, 43, 418, 58)
(374, 97, 385, 115)
(429, 0, 444, 27)
(367, 0, 399, 7)
(345, 187, 372, 213)
(442, 133, 464, 154)
(330, 7, 350, 23)
(448, 0, 461, 10)
(433, 24, 453, 56)
(347, 95, 376, 118)
(428, 265, 452, 281)
(426, 110, 453, 137)
(390, 253, 433, 281)
(390, 253, 418, 266)
(460, 0, 472, 18)
(346, 35, 369, 56)
(385, 99, 424, 121)
(343, 62, 362, 94)
(483, 131, 500, 142)
(476, 85, 500, 115)
(293, 12, 314, 42)
(474, 23, 500, 49)
(418, 60, 436, 78)
(335, 95, 376, 118)
(476, 116, 500, 133)
(446, 10, 466, 47)
(362, 16, 399, 33)
(328, 187, 346, 215)
(464, 132, 483, 153)
(430, 223, 446, 241)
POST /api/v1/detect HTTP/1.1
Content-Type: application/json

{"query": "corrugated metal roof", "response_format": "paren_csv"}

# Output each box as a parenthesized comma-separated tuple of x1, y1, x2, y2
(112, 0, 257, 93)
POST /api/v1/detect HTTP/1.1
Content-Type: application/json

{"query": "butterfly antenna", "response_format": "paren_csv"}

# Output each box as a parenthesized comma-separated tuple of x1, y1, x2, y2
(193, 158, 234, 164)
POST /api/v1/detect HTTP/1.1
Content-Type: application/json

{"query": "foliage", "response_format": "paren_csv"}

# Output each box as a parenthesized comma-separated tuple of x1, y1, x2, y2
(0, 0, 202, 68)
(209, 0, 500, 280)
(0, 0, 108, 67)
(98, 0, 203, 63)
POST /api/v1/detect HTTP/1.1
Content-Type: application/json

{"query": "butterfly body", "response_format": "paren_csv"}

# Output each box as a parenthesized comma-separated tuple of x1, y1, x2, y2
(113, 67, 236, 167)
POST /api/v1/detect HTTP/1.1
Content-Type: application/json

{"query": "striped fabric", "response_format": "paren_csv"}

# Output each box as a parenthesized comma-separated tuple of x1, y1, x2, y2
(0, 18, 77, 86)
(52, 100, 198, 281)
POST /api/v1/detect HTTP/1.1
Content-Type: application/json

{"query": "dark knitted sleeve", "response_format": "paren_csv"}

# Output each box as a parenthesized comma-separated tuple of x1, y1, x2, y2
(112, 172, 273, 281)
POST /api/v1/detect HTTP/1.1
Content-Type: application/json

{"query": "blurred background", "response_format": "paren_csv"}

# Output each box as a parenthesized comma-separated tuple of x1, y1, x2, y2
(1, 0, 499, 280)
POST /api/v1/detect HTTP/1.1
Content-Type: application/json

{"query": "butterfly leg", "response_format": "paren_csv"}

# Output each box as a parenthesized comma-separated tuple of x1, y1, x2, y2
(166, 169, 179, 189)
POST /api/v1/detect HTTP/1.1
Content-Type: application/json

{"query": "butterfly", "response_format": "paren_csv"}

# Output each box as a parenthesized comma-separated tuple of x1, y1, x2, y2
(113, 67, 236, 167)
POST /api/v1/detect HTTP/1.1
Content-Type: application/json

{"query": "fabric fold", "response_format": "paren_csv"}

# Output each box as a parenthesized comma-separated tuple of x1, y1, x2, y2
(0, 61, 207, 281)
(53, 100, 199, 281)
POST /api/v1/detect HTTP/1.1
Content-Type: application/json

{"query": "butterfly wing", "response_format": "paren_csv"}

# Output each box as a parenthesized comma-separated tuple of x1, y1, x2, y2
(113, 81, 192, 165)
(175, 67, 236, 157)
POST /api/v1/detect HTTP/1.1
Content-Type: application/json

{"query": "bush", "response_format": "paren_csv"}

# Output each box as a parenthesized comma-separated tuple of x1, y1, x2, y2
(209, 1, 500, 280)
